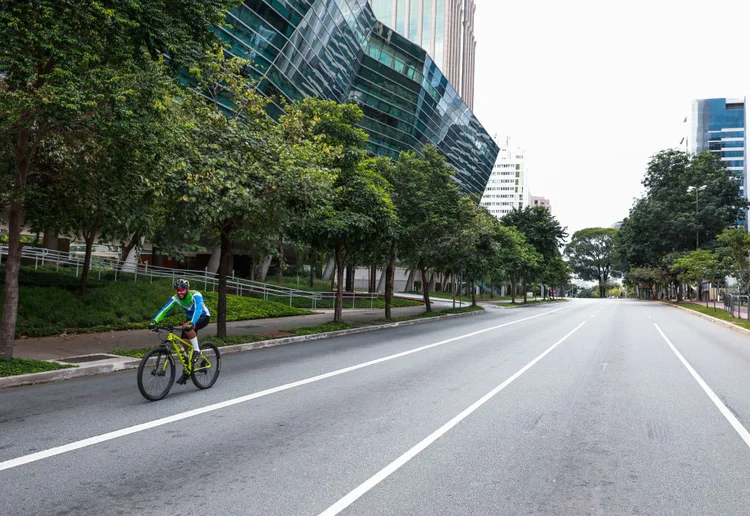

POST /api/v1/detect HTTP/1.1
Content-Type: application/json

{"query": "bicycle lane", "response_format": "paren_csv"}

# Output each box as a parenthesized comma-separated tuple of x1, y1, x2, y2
(0, 302, 594, 515)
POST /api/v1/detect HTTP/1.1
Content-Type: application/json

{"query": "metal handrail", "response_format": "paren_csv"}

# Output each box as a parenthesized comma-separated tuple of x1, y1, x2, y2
(0, 244, 380, 309)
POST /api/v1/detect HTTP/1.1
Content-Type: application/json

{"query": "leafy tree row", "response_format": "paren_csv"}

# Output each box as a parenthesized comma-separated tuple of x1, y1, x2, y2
(0, 1, 571, 360)
(564, 149, 749, 301)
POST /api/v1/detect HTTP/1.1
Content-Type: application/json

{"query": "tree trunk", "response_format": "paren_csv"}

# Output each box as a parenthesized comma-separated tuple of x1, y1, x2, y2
(345, 265, 354, 292)
(309, 250, 315, 288)
(385, 243, 396, 320)
(369, 264, 377, 292)
(471, 277, 477, 307)
(334, 241, 344, 323)
(251, 255, 256, 283)
(0, 199, 23, 360)
(330, 261, 336, 292)
(120, 233, 140, 262)
(522, 278, 528, 304)
(78, 216, 101, 296)
(217, 229, 232, 339)
(1, 125, 36, 359)
(490, 279, 494, 299)
(278, 243, 284, 283)
(79, 235, 95, 296)
(420, 259, 432, 312)
(510, 278, 517, 304)
(452, 267, 456, 309)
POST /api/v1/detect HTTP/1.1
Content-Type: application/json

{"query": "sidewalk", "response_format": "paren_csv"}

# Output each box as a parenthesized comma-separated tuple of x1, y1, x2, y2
(12, 303, 462, 361)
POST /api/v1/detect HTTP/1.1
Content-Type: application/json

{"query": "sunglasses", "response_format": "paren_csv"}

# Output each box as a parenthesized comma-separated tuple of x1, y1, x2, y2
(175, 288, 188, 295)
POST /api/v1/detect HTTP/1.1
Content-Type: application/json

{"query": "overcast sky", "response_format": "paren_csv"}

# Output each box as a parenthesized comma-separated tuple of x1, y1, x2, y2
(473, 0, 749, 239)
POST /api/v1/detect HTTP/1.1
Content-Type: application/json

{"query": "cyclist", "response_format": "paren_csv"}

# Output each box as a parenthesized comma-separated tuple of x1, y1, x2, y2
(151, 279, 211, 382)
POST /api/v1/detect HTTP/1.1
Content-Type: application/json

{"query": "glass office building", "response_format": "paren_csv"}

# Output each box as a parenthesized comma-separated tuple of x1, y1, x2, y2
(219, 0, 498, 195)
(690, 97, 747, 200)
(368, 0, 476, 110)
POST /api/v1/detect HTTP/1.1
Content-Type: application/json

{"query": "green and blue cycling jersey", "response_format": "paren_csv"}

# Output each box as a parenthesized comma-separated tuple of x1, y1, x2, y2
(153, 290, 210, 324)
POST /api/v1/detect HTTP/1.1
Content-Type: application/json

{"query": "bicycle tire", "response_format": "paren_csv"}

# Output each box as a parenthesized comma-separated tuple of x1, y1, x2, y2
(191, 343, 221, 390)
(137, 347, 176, 401)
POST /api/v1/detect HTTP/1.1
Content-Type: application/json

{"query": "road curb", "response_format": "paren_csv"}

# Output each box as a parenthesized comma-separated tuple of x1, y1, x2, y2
(0, 309, 486, 389)
(662, 302, 750, 336)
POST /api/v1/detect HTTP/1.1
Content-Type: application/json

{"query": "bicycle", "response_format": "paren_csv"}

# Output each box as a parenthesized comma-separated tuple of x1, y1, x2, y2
(137, 324, 221, 402)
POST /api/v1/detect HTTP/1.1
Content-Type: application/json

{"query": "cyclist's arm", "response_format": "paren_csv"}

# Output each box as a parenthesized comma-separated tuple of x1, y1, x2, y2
(190, 292, 206, 325)
(153, 297, 177, 323)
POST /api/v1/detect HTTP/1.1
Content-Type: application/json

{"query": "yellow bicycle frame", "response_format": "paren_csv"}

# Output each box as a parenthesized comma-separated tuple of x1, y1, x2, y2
(163, 331, 211, 374)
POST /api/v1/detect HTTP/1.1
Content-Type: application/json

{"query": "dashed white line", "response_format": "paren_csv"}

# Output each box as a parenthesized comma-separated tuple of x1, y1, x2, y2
(318, 321, 587, 516)
(655, 324, 750, 449)
(0, 306, 572, 472)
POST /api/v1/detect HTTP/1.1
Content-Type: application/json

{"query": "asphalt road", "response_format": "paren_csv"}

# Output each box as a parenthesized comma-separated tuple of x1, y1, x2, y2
(3, 299, 750, 515)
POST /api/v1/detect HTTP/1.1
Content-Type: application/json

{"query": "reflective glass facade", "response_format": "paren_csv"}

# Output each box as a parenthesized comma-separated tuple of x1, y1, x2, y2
(690, 97, 747, 200)
(220, 0, 497, 195)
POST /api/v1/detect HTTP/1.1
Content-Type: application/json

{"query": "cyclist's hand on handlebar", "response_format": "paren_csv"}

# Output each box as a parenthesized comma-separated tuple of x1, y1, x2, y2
(183, 322, 195, 332)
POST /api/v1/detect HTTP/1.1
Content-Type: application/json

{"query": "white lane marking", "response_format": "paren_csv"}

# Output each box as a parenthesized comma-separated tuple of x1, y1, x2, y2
(0, 306, 572, 472)
(655, 324, 750, 449)
(318, 321, 587, 516)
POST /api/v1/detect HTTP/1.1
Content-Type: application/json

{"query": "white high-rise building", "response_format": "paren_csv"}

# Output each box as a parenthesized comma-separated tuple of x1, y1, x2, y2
(480, 138, 530, 219)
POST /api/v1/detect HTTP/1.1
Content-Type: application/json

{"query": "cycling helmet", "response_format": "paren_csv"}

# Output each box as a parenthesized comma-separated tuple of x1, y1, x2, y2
(174, 278, 190, 290)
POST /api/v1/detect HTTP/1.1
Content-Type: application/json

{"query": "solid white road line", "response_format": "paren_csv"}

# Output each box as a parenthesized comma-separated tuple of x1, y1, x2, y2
(0, 306, 572, 472)
(318, 321, 587, 516)
(655, 324, 750, 449)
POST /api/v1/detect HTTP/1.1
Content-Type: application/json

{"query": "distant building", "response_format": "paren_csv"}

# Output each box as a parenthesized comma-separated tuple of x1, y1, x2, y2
(689, 97, 746, 200)
(480, 138, 530, 219)
(530, 195, 551, 213)
(611, 221, 623, 229)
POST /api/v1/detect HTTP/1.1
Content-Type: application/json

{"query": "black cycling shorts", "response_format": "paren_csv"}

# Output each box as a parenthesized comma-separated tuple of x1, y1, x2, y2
(182, 314, 210, 338)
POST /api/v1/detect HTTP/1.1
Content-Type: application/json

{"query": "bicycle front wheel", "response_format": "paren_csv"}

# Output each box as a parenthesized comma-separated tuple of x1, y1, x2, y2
(138, 347, 176, 401)
(191, 343, 221, 390)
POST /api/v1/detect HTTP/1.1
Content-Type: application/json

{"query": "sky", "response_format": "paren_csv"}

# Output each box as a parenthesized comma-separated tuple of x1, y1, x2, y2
(472, 0, 750, 239)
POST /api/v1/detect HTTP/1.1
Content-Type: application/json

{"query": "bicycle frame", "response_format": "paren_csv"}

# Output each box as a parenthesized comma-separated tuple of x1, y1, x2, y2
(154, 327, 213, 374)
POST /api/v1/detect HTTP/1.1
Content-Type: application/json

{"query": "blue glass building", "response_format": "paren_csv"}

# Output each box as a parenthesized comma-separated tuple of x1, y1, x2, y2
(218, 0, 498, 195)
(690, 97, 747, 201)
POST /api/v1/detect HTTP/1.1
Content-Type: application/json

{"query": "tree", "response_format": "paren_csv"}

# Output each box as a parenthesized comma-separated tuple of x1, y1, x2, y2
(672, 250, 726, 308)
(388, 147, 462, 313)
(169, 58, 333, 338)
(501, 206, 567, 302)
(618, 149, 748, 270)
(717, 228, 750, 298)
(23, 59, 182, 294)
(0, 0, 241, 359)
(565, 227, 620, 298)
(288, 100, 395, 323)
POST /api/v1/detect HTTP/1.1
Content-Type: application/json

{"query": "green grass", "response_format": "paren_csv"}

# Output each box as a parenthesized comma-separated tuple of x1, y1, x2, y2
(499, 298, 568, 308)
(255, 292, 422, 310)
(674, 302, 750, 330)
(1, 267, 312, 338)
(375, 305, 484, 323)
(0, 358, 77, 377)
(112, 322, 356, 358)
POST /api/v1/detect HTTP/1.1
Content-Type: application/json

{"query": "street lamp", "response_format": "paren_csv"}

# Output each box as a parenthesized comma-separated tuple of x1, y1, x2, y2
(687, 185, 707, 249)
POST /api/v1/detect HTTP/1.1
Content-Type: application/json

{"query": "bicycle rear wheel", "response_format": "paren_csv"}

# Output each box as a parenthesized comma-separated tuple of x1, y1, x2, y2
(191, 343, 221, 390)
(138, 347, 176, 401)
